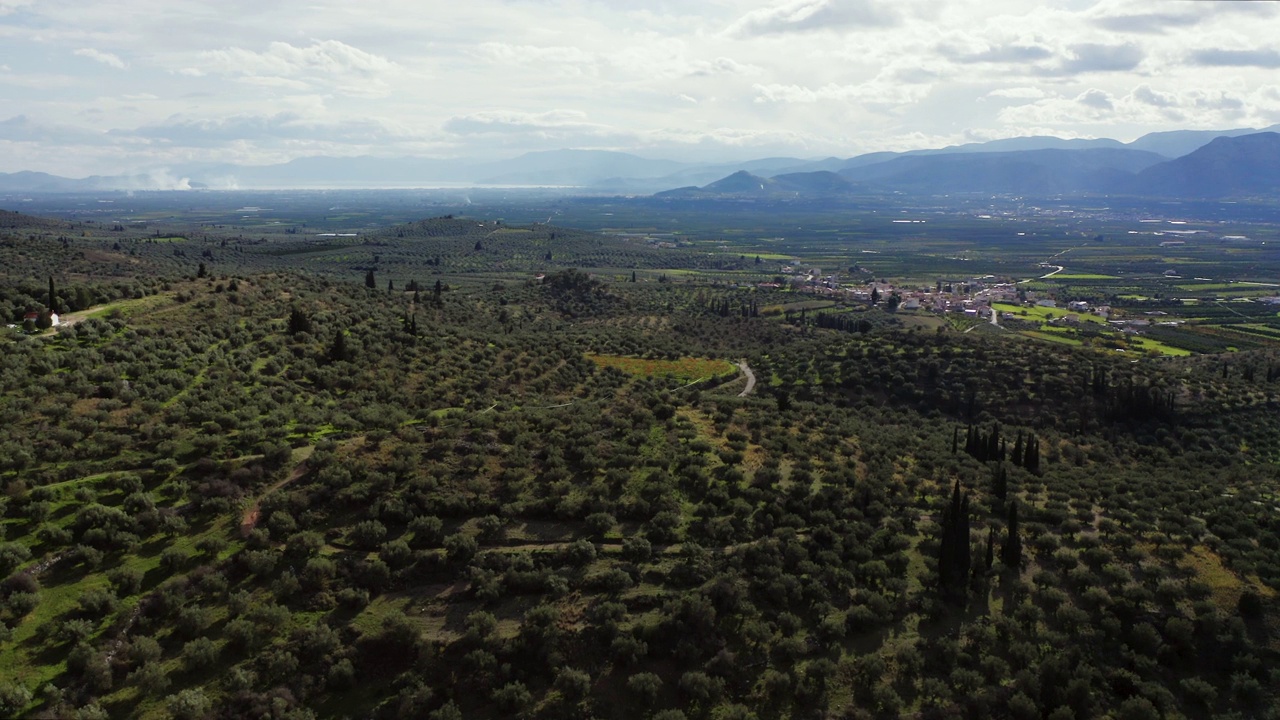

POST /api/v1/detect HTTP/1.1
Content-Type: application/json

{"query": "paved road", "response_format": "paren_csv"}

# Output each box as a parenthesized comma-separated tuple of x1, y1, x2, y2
(737, 360, 757, 397)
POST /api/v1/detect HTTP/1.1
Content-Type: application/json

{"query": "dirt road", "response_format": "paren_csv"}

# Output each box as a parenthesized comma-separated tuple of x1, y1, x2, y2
(737, 360, 757, 397)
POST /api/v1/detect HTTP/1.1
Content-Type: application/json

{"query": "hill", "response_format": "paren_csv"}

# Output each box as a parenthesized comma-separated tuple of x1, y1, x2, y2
(0, 212, 1277, 718)
(1129, 132, 1280, 198)
(1126, 124, 1280, 159)
(837, 147, 1167, 195)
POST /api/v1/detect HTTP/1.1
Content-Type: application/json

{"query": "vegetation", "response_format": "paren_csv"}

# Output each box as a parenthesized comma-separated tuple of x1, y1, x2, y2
(0, 203, 1277, 719)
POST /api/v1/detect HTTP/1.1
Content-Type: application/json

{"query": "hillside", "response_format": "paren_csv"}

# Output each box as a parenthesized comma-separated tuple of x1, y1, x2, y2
(1130, 132, 1280, 198)
(0, 214, 1277, 719)
(837, 148, 1167, 195)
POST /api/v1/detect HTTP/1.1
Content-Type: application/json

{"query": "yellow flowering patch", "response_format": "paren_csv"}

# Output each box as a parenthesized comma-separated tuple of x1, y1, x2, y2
(586, 354, 736, 383)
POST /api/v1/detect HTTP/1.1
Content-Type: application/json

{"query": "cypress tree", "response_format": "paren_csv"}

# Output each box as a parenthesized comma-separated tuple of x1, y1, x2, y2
(1011, 431, 1023, 468)
(365, 269, 376, 288)
(287, 307, 312, 335)
(985, 527, 995, 570)
(993, 462, 1007, 501)
(1002, 502, 1022, 569)
(951, 426, 959, 454)
(1024, 435, 1040, 474)
(328, 329, 348, 363)
(48, 276, 57, 314)
(938, 480, 971, 602)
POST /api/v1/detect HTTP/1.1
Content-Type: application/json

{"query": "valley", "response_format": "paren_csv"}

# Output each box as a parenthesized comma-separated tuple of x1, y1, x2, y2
(0, 195, 1278, 719)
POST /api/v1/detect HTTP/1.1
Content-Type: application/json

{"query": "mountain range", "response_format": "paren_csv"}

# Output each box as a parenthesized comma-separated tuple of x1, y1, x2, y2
(659, 132, 1280, 201)
(2, 124, 1279, 200)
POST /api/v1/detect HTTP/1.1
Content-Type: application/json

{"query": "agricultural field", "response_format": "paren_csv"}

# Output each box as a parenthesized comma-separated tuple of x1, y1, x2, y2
(0, 199, 1278, 720)
(585, 355, 738, 384)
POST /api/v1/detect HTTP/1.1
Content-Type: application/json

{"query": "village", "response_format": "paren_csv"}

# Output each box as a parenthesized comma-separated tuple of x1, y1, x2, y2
(759, 264, 1188, 335)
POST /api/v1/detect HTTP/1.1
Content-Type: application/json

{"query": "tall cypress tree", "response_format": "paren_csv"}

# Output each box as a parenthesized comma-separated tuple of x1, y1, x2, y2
(48, 276, 57, 314)
(938, 480, 971, 602)
(1024, 435, 1040, 474)
(1002, 502, 1022, 569)
(365, 269, 376, 289)
(328, 329, 348, 363)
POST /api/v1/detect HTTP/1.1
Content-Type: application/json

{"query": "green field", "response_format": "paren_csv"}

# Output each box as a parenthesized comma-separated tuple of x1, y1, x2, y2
(993, 302, 1106, 325)
(585, 354, 737, 382)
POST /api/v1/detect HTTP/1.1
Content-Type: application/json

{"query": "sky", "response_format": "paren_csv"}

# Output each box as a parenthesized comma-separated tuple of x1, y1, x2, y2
(2, 0, 1280, 177)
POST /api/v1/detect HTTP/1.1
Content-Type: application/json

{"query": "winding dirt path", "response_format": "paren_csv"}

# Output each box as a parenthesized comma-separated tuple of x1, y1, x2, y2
(737, 360, 757, 397)
(240, 452, 313, 537)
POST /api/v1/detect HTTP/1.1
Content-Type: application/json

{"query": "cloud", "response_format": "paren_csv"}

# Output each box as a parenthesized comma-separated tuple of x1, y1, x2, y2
(1131, 85, 1176, 108)
(986, 87, 1048, 100)
(442, 110, 608, 137)
(942, 43, 1053, 64)
(686, 57, 761, 77)
(1091, 11, 1201, 34)
(726, 0, 898, 37)
(0, 0, 33, 15)
(474, 43, 598, 76)
(0, 114, 104, 143)
(73, 48, 126, 69)
(994, 83, 1276, 131)
(1077, 89, 1113, 111)
(112, 112, 408, 146)
(1187, 48, 1280, 69)
(476, 43, 595, 66)
(1045, 43, 1145, 75)
(188, 40, 399, 97)
(753, 79, 930, 107)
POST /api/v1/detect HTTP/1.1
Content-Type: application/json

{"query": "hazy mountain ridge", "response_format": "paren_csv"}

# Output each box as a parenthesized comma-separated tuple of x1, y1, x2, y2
(3, 124, 1280, 196)
(669, 133, 1280, 200)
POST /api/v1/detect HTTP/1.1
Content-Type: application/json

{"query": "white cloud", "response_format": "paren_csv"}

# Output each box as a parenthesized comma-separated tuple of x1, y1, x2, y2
(1187, 47, 1280, 69)
(3, 0, 1280, 175)
(189, 40, 400, 97)
(753, 79, 931, 108)
(0, 0, 33, 15)
(986, 87, 1047, 100)
(1130, 84, 1175, 108)
(1077, 89, 1114, 111)
(442, 110, 607, 137)
(726, 0, 899, 37)
(475, 43, 597, 71)
(74, 48, 127, 69)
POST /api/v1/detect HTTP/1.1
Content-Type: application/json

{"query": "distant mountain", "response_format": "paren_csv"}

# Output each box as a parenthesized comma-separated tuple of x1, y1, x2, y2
(771, 171, 859, 194)
(1126, 125, 1280, 160)
(940, 135, 1127, 154)
(654, 170, 860, 199)
(0, 171, 89, 192)
(1129, 132, 1280, 198)
(655, 171, 772, 198)
(0, 171, 192, 192)
(6, 123, 1280, 195)
(473, 149, 688, 186)
(837, 148, 1167, 195)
